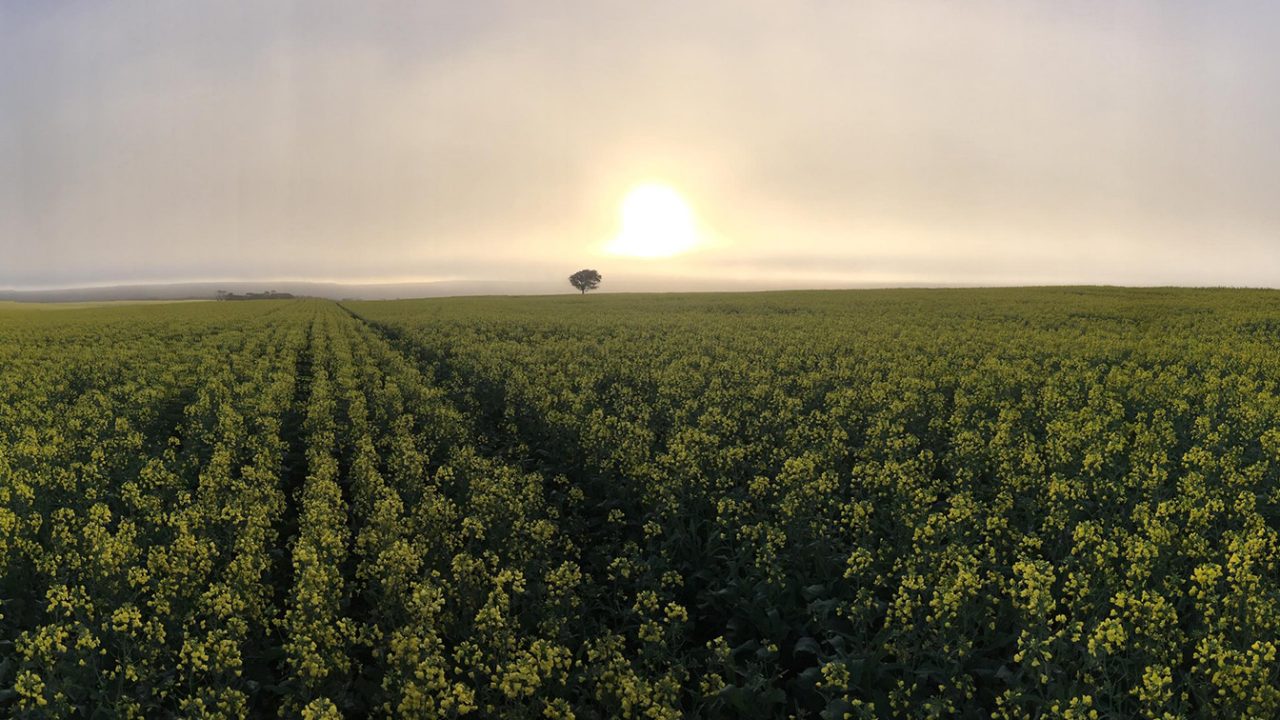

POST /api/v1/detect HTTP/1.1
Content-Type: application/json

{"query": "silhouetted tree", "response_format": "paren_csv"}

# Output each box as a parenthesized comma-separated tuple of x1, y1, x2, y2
(569, 269, 602, 294)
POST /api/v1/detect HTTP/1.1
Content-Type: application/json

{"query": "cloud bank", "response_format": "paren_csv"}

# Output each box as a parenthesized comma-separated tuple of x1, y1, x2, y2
(3, 1, 1280, 289)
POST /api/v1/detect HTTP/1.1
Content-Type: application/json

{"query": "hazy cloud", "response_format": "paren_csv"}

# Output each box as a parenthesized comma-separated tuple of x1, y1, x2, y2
(3, 1, 1280, 289)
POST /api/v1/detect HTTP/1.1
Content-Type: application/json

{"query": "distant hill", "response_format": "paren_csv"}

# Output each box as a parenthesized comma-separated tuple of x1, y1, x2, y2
(0, 276, 954, 303)
(0, 280, 569, 303)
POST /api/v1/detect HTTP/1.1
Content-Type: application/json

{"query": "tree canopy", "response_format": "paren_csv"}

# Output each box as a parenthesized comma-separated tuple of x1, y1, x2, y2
(569, 269, 602, 294)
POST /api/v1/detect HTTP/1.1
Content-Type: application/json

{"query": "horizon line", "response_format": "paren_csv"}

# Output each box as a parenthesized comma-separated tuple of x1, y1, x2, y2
(4, 279, 1279, 301)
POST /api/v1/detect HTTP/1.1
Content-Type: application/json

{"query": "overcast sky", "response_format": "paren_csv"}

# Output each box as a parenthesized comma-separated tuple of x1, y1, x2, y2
(3, 1, 1280, 290)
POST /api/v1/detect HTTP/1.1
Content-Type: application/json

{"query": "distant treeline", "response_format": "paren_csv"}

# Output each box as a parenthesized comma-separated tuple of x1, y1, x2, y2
(214, 290, 296, 301)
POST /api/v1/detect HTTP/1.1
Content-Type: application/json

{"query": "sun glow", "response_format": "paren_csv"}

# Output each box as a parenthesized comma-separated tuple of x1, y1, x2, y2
(606, 184, 701, 258)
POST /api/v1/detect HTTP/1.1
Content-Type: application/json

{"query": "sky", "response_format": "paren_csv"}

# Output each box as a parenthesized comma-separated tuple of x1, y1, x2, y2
(3, 1, 1280, 291)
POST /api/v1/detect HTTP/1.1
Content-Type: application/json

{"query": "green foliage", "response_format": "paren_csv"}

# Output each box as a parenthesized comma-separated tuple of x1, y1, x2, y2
(6, 288, 1280, 717)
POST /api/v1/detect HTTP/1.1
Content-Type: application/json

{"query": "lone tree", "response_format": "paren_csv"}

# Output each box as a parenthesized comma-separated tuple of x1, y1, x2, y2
(569, 269, 602, 294)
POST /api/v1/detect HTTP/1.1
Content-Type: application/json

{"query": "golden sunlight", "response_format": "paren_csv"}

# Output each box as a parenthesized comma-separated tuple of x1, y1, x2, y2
(606, 183, 700, 258)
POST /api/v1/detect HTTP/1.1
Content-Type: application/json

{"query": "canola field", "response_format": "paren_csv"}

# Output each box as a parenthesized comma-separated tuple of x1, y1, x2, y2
(3, 288, 1280, 718)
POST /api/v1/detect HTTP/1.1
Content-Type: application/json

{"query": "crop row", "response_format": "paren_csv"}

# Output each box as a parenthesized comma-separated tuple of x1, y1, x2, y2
(351, 288, 1280, 718)
(7, 289, 1280, 718)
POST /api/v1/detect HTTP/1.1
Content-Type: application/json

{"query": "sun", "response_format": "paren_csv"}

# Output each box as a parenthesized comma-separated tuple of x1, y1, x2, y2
(606, 183, 701, 258)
